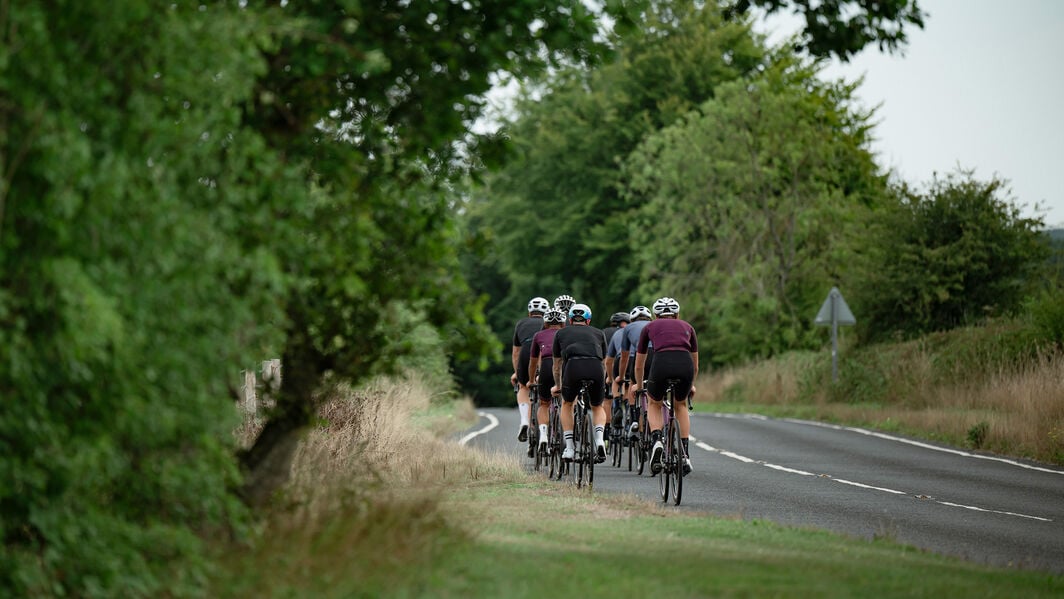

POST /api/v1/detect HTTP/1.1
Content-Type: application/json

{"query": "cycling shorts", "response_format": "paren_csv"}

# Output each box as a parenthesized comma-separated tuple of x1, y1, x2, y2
(561, 358, 606, 407)
(647, 350, 693, 402)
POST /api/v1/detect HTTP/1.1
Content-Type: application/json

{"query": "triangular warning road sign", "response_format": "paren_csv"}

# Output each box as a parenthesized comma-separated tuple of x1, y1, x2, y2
(814, 287, 855, 326)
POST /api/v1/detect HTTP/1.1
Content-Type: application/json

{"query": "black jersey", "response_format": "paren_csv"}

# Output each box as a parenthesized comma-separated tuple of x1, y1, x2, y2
(602, 325, 620, 346)
(512, 316, 543, 347)
(551, 324, 607, 361)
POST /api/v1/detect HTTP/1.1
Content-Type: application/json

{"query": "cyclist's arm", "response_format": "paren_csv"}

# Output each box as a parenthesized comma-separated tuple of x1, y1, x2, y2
(691, 351, 699, 379)
(617, 350, 630, 381)
(528, 356, 539, 385)
(603, 355, 615, 382)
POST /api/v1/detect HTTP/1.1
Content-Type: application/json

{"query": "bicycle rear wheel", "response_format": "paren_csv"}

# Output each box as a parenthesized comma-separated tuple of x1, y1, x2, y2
(548, 406, 561, 480)
(670, 418, 683, 505)
(585, 407, 595, 489)
(636, 406, 649, 476)
(658, 422, 670, 502)
(572, 409, 583, 486)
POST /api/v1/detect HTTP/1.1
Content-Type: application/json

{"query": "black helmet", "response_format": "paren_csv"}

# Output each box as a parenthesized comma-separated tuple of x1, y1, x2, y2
(610, 311, 631, 325)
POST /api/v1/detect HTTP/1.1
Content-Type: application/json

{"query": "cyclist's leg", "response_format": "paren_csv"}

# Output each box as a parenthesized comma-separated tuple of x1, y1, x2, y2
(537, 359, 555, 449)
(559, 368, 577, 459)
(515, 344, 533, 440)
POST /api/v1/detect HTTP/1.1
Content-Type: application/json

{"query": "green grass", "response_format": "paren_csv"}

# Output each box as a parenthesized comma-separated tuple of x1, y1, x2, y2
(215, 477, 1062, 598)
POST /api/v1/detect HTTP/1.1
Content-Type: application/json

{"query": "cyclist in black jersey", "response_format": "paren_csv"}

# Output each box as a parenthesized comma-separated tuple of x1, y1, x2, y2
(511, 296, 549, 441)
(550, 303, 609, 464)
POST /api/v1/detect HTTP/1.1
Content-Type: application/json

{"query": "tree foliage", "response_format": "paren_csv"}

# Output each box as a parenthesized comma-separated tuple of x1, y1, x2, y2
(853, 172, 1049, 341)
(2, 0, 628, 595)
(1, 2, 280, 594)
(624, 55, 885, 363)
(724, 0, 926, 61)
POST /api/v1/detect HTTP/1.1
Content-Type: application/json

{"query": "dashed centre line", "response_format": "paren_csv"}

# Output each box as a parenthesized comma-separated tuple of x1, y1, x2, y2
(688, 433, 1053, 523)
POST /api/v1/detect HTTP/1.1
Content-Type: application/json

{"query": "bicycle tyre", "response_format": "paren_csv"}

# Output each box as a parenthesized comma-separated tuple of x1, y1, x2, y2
(573, 405, 583, 487)
(671, 415, 683, 505)
(658, 421, 669, 502)
(636, 402, 649, 476)
(585, 406, 595, 489)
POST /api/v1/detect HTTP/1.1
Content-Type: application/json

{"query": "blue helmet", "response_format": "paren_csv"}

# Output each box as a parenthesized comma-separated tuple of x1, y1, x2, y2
(569, 303, 592, 323)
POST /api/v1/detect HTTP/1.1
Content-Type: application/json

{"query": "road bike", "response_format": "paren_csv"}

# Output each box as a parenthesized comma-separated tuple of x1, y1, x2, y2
(657, 378, 689, 505)
(570, 379, 596, 489)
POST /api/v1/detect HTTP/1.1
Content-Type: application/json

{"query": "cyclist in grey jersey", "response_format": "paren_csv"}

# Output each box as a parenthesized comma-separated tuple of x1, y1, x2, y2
(617, 305, 653, 438)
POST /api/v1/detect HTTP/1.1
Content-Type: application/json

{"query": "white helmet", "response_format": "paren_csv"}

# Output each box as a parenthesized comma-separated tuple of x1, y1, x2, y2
(528, 297, 550, 314)
(652, 297, 679, 316)
(543, 309, 567, 324)
(553, 294, 575, 313)
(568, 303, 592, 323)
(630, 305, 652, 320)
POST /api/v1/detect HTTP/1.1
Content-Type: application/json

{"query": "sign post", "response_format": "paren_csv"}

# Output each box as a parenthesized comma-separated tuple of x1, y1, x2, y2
(814, 287, 856, 383)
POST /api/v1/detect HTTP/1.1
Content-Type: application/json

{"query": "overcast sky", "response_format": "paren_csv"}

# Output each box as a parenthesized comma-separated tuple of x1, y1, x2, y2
(760, 0, 1064, 226)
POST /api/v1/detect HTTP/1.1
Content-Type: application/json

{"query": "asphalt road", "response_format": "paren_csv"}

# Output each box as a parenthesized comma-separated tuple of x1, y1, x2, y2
(459, 407, 1064, 573)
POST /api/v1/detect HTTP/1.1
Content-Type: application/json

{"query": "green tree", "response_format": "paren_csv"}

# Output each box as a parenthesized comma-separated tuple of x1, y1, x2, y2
(724, 0, 926, 61)
(235, 0, 635, 504)
(624, 55, 885, 363)
(0, 2, 282, 594)
(854, 171, 1048, 341)
(476, 2, 764, 313)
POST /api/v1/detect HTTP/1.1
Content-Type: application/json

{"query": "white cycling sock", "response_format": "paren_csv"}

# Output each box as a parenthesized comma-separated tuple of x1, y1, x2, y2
(518, 402, 530, 426)
(594, 425, 605, 446)
(539, 423, 548, 440)
(564, 431, 574, 452)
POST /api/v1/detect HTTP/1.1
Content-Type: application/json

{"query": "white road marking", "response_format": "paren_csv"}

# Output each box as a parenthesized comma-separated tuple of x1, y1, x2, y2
(779, 417, 1064, 475)
(934, 501, 1052, 522)
(458, 411, 499, 446)
(834, 478, 907, 495)
(687, 432, 1053, 522)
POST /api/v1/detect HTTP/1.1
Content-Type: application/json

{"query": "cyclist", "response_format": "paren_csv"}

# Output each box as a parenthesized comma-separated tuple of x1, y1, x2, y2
(550, 303, 609, 464)
(602, 311, 630, 435)
(616, 305, 654, 440)
(632, 297, 697, 475)
(511, 296, 550, 441)
(527, 308, 566, 455)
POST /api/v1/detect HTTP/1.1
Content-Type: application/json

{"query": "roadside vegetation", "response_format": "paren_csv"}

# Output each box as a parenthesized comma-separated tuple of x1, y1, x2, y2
(8, 1, 1058, 596)
(210, 375, 1061, 597)
(697, 304, 1064, 465)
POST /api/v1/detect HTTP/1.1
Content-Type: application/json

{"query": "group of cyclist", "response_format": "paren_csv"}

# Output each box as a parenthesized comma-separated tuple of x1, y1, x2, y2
(511, 293, 698, 476)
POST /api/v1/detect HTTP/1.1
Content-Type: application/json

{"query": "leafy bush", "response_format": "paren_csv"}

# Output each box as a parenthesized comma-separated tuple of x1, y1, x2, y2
(854, 171, 1049, 342)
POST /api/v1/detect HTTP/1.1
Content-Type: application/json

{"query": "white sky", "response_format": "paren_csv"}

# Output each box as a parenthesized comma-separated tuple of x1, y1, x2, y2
(759, 0, 1064, 226)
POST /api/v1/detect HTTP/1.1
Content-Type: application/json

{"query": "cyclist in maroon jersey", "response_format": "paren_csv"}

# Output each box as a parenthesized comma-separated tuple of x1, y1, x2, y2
(527, 309, 566, 455)
(633, 297, 698, 475)
(511, 297, 550, 441)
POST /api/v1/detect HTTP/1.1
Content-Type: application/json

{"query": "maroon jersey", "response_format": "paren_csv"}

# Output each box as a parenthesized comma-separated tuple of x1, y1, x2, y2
(637, 318, 697, 353)
(530, 328, 558, 359)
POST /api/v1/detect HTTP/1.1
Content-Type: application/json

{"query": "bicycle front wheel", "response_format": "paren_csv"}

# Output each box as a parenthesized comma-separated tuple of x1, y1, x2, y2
(585, 408, 595, 489)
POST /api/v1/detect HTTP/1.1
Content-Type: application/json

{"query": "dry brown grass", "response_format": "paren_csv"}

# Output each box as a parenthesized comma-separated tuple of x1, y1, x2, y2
(216, 372, 529, 596)
(698, 349, 1064, 464)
